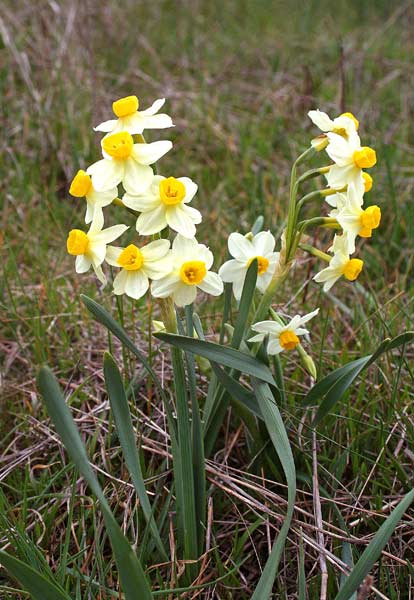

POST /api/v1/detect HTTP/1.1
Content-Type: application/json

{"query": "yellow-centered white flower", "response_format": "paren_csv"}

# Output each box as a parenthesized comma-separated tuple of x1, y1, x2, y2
(313, 234, 364, 292)
(325, 131, 376, 191)
(123, 175, 201, 238)
(151, 235, 223, 307)
(87, 132, 172, 194)
(249, 309, 319, 355)
(94, 96, 173, 135)
(69, 169, 117, 224)
(329, 182, 381, 253)
(218, 231, 280, 301)
(308, 109, 359, 138)
(105, 239, 172, 300)
(66, 212, 128, 285)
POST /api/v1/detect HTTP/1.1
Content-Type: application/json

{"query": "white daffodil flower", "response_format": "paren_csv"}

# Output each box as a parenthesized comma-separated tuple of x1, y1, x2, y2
(69, 169, 117, 224)
(313, 234, 363, 292)
(123, 175, 202, 238)
(151, 235, 223, 307)
(325, 131, 376, 191)
(105, 239, 172, 300)
(218, 231, 280, 301)
(329, 183, 381, 253)
(87, 132, 172, 194)
(249, 309, 319, 355)
(66, 212, 128, 285)
(308, 109, 359, 138)
(94, 96, 173, 135)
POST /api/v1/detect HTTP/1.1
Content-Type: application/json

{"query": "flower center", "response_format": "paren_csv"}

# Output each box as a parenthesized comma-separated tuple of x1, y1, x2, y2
(247, 255, 270, 275)
(339, 112, 359, 130)
(342, 258, 363, 281)
(279, 330, 300, 351)
(112, 95, 139, 118)
(117, 244, 144, 271)
(102, 132, 134, 159)
(353, 147, 377, 169)
(159, 177, 186, 206)
(359, 205, 381, 237)
(69, 170, 93, 197)
(180, 260, 207, 285)
(67, 230, 89, 255)
(362, 172, 373, 192)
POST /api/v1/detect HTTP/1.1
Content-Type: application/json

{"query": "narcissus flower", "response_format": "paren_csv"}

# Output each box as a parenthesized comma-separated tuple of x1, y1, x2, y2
(105, 239, 172, 300)
(69, 169, 117, 224)
(123, 175, 201, 237)
(308, 109, 359, 138)
(249, 309, 319, 355)
(313, 234, 363, 292)
(151, 235, 223, 307)
(218, 231, 280, 301)
(325, 131, 376, 191)
(66, 212, 128, 285)
(329, 183, 381, 253)
(94, 96, 173, 135)
(87, 132, 172, 194)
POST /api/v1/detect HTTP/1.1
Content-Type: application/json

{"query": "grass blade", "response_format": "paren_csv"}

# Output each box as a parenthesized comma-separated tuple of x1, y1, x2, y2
(251, 379, 296, 599)
(37, 366, 153, 600)
(335, 489, 414, 600)
(0, 551, 71, 600)
(103, 352, 168, 561)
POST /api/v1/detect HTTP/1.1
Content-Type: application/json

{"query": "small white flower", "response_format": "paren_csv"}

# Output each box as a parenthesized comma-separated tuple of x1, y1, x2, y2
(94, 96, 173, 135)
(329, 183, 381, 253)
(218, 231, 280, 301)
(69, 169, 117, 224)
(123, 175, 201, 238)
(313, 234, 364, 292)
(66, 212, 128, 285)
(308, 109, 359, 138)
(87, 131, 172, 194)
(105, 239, 172, 300)
(249, 309, 319, 355)
(151, 235, 223, 307)
(325, 131, 376, 191)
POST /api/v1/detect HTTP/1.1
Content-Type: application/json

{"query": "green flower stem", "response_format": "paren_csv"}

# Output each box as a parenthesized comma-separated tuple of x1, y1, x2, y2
(295, 165, 329, 187)
(299, 243, 331, 262)
(297, 216, 339, 230)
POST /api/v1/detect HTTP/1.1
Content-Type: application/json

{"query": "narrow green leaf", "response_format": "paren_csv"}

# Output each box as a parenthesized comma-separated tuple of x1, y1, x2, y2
(211, 362, 263, 420)
(155, 333, 275, 385)
(103, 352, 167, 561)
(0, 551, 71, 600)
(251, 380, 296, 599)
(232, 259, 258, 349)
(37, 366, 153, 600)
(335, 489, 414, 600)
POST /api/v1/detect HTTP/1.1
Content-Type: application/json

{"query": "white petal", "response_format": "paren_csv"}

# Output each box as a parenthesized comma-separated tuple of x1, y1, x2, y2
(124, 271, 149, 300)
(228, 232, 254, 260)
(141, 239, 171, 260)
(93, 119, 118, 133)
(218, 259, 246, 283)
(326, 164, 358, 190)
(326, 133, 353, 166)
(138, 98, 166, 116)
(143, 256, 173, 280)
(267, 339, 283, 355)
(151, 272, 181, 298)
(92, 263, 107, 285)
(105, 245, 123, 266)
(136, 206, 168, 235)
(87, 159, 123, 192)
(252, 231, 275, 256)
(197, 272, 224, 296)
(308, 110, 334, 132)
(295, 308, 320, 327)
(140, 113, 173, 130)
(123, 160, 154, 195)
(196, 245, 214, 270)
(85, 200, 95, 224)
(112, 269, 128, 294)
(93, 224, 128, 245)
(122, 192, 160, 212)
(251, 321, 282, 335)
(89, 242, 107, 266)
(172, 234, 198, 256)
(166, 206, 197, 238)
(179, 177, 198, 203)
(173, 283, 197, 307)
(132, 140, 172, 166)
(75, 254, 91, 273)
(248, 333, 265, 343)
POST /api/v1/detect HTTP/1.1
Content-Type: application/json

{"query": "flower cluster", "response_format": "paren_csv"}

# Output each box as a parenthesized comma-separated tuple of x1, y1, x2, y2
(66, 98, 380, 359)
(309, 109, 380, 291)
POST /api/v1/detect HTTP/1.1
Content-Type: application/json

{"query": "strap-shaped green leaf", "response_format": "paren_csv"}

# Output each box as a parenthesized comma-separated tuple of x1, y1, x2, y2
(0, 551, 71, 600)
(103, 352, 167, 561)
(37, 366, 153, 600)
(251, 380, 296, 599)
(155, 333, 275, 385)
